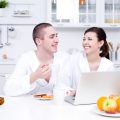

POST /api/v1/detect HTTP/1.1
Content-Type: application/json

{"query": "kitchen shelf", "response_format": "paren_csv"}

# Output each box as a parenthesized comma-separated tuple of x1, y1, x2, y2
(0, 0, 42, 24)
(11, 3, 33, 17)
(12, 14, 32, 17)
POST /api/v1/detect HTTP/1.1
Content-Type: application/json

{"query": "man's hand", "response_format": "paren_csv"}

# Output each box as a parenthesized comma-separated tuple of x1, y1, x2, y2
(30, 63, 51, 84)
(66, 90, 76, 96)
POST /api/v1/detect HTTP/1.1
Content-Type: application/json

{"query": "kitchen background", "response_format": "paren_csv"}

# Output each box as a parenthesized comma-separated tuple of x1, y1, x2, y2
(0, 0, 120, 60)
(0, 0, 120, 94)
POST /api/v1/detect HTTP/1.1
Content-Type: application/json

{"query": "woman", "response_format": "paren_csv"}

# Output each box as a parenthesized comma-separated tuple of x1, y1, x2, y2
(57, 27, 114, 96)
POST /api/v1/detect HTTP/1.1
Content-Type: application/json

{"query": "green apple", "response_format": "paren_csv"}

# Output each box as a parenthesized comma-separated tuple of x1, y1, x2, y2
(103, 98, 118, 114)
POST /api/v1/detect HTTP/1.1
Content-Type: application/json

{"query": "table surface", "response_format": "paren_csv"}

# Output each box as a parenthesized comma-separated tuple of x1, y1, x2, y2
(0, 96, 119, 120)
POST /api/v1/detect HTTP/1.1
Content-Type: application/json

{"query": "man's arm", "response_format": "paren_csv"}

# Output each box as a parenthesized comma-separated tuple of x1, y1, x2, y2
(4, 55, 34, 96)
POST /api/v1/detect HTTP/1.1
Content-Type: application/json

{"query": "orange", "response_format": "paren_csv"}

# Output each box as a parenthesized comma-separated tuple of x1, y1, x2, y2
(116, 97, 120, 112)
(0, 97, 4, 105)
(97, 96, 107, 111)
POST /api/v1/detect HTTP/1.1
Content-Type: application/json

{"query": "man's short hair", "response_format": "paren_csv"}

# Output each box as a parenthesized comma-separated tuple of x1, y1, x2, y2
(33, 23, 52, 45)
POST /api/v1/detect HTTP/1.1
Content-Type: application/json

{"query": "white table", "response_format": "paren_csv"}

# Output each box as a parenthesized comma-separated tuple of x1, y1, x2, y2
(0, 96, 119, 120)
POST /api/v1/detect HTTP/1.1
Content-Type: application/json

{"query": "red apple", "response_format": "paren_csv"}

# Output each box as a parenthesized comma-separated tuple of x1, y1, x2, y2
(103, 98, 118, 114)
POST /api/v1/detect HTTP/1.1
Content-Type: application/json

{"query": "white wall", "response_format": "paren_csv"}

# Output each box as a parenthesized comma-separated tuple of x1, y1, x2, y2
(57, 28, 120, 51)
(1, 26, 120, 60)
(0, 25, 36, 60)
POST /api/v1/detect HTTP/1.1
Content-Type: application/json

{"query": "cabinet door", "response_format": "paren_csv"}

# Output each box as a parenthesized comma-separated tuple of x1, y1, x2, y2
(47, 0, 73, 26)
(104, 0, 120, 27)
(78, 0, 97, 26)
(0, 64, 15, 95)
(0, 75, 6, 95)
(47, 0, 97, 27)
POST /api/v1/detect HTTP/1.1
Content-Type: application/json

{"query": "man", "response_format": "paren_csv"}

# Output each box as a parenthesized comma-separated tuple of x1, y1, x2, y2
(4, 23, 69, 96)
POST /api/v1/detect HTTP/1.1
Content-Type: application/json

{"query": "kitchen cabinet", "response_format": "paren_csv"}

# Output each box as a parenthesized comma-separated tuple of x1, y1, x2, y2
(103, 0, 120, 27)
(0, 61, 15, 95)
(47, 0, 97, 27)
(47, 0, 120, 28)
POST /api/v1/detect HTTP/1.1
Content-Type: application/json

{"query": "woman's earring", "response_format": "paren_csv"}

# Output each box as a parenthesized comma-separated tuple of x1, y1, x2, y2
(99, 50, 102, 53)
(99, 47, 102, 53)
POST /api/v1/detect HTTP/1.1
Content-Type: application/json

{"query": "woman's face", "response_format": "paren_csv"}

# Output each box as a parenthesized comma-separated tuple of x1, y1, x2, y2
(82, 32, 103, 55)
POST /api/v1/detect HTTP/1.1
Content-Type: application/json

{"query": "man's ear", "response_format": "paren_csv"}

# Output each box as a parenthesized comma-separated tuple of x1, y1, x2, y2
(35, 38, 41, 46)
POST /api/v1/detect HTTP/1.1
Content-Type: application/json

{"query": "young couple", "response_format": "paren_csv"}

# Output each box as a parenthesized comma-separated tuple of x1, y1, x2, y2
(4, 23, 114, 97)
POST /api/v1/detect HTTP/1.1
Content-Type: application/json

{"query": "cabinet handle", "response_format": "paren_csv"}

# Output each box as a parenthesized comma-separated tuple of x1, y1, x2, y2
(8, 27, 15, 31)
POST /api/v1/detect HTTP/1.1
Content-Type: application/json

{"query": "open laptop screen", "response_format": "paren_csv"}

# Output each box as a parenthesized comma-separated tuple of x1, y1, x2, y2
(65, 71, 120, 105)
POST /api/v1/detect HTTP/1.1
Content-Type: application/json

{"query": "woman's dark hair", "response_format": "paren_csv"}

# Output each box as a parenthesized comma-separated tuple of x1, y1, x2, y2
(84, 27, 109, 59)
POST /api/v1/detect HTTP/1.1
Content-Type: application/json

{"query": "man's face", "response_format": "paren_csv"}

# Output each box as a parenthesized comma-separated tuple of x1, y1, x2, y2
(39, 26, 59, 54)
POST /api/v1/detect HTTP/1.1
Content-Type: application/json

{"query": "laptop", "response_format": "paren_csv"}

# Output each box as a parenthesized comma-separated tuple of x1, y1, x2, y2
(64, 71, 120, 105)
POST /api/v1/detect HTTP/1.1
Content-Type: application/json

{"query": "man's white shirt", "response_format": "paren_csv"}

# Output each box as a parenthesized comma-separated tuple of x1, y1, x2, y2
(4, 51, 70, 96)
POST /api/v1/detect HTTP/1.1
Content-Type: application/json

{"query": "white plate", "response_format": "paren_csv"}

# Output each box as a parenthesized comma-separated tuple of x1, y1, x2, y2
(37, 98, 53, 100)
(93, 106, 120, 117)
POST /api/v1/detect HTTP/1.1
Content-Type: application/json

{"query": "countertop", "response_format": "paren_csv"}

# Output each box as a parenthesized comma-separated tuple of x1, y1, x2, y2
(0, 58, 16, 65)
(0, 96, 119, 120)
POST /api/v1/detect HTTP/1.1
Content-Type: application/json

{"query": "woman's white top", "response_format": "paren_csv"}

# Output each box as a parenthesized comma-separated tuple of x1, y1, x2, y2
(58, 51, 115, 91)
(4, 51, 70, 96)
